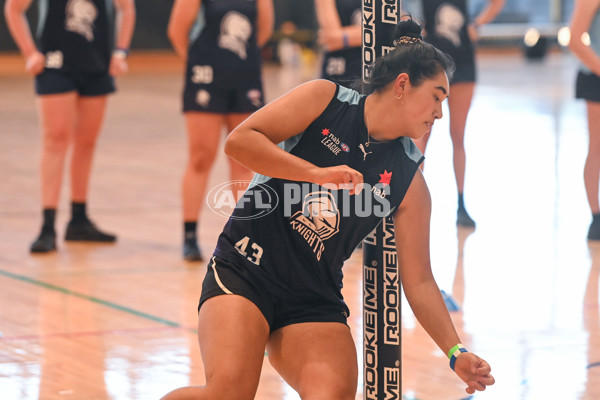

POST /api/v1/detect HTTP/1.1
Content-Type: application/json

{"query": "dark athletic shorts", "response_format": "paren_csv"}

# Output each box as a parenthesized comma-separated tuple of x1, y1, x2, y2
(450, 61, 476, 84)
(35, 69, 115, 96)
(198, 256, 349, 332)
(182, 67, 264, 113)
(183, 81, 264, 113)
(576, 70, 600, 103)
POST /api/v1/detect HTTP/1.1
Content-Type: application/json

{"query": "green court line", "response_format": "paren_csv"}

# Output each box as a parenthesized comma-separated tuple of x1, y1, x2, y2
(0, 268, 189, 330)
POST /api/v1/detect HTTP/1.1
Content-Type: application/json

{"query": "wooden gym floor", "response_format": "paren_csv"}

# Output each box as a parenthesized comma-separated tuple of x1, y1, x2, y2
(0, 48, 598, 400)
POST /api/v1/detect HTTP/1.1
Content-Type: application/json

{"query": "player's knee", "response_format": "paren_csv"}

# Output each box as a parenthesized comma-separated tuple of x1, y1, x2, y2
(204, 374, 259, 400)
(298, 378, 357, 400)
(43, 128, 71, 152)
(205, 386, 255, 400)
(72, 132, 99, 150)
(188, 152, 217, 173)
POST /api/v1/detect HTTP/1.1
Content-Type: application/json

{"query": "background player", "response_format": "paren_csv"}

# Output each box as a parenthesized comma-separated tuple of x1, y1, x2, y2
(314, 0, 362, 85)
(4, 0, 136, 253)
(568, 0, 600, 239)
(167, 0, 274, 261)
(404, 0, 504, 227)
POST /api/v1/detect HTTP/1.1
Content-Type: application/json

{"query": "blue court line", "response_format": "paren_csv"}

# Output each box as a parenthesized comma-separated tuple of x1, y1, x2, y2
(0, 268, 192, 331)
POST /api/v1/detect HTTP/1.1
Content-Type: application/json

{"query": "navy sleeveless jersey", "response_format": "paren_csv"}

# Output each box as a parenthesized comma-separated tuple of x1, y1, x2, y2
(36, 0, 113, 73)
(187, 0, 261, 82)
(213, 84, 424, 307)
(321, 0, 362, 83)
(420, 0, 474, 67)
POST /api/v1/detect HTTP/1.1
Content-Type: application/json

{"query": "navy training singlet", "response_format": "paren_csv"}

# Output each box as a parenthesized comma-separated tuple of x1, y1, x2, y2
(36, 0, 113, 73)
(187, 0, 262, 83)
(213, 84, 424, 309)
(422, 0, 475, 77)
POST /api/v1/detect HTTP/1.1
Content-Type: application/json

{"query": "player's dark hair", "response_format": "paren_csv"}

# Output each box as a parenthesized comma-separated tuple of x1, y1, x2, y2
(361, 17, 455, 94)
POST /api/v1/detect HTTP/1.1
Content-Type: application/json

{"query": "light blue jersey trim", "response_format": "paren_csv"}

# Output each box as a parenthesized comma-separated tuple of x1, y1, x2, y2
(337, 85, 362, 105)
(399, 137, 424, 164)
(247, 132, 305, 190)
(37, 0, 49, 39)
(105, 0, 114, 41)
(105, 0, 113, 20)
(189, 5, 206, 43)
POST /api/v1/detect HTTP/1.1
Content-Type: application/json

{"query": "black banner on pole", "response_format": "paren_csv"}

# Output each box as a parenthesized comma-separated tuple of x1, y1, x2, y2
(362, 0, 401, 82)
(362, 1, 402, 399)
(362, 217, 401, 400)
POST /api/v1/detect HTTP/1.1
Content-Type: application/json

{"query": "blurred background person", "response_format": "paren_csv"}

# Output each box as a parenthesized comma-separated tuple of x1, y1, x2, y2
(404, 0, 504, 227)
(4, 0, 136, 253)
(168, 0, 274, 262)
(314, 0, 362, 85)
(568, 0, 600, 240)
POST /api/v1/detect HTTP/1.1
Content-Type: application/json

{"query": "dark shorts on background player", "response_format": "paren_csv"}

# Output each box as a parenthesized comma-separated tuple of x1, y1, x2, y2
(450, 61, 476, 84)
(198, 256, 349, 332)
(576, 70, 600, 103)
(35, 69, 115, 96)
(183, 79, 264, 113)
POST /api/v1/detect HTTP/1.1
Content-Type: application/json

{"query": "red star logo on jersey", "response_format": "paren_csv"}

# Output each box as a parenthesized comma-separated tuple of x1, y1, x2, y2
(322, 128, 330, 136)
(379, 170, 392, 186)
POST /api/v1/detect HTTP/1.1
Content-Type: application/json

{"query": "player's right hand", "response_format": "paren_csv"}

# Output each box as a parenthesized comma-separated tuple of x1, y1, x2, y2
(454, 352, 495, 394)
(310, 165, 364, 195)
(25, 51, 45, 76)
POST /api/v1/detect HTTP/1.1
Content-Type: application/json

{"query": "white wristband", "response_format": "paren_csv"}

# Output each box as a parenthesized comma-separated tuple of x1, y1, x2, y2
(112, 48, 129, 60)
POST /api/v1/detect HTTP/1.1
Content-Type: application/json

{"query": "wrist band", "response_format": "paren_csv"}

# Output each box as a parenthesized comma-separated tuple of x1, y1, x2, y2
(342, 33, 349, 49)
(448, 344, 468, 371)
(113, 48, 129, 59)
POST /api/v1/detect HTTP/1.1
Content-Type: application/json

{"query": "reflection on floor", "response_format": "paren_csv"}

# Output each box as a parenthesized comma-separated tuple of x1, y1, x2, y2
(0, 48, 598, 400)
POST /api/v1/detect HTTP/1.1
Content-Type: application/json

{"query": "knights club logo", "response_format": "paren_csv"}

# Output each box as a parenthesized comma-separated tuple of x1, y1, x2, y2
(65, 0, 98, 42)
(289, 191, 340, 261)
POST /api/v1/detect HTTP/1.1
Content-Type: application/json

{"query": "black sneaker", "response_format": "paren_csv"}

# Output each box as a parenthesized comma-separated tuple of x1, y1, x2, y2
(457, 207, 476, 228)
(588, 219, 600, 240)
(183, 238, 203, 261)
(65, 219, 116, 242)
(30, 231, 57, 253)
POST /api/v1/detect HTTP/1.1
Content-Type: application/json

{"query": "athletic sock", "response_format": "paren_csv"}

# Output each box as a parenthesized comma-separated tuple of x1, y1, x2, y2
(71, 202, 88, 224)
(41, 208, 56, 234)
(184, 221, 198, 241)
(458, 193, 466, 210)
(588, 213, 600, 240)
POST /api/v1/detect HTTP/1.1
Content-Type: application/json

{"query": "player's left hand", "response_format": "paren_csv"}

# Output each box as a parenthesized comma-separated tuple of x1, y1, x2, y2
(468, 23, 480, 43)
(109, 56, 129, 76)
(454, 352, 495, 394)
(317, 28, 343, 51)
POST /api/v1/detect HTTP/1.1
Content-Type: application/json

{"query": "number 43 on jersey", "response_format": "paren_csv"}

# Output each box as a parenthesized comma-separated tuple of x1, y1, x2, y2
(235, 236, 263, 266)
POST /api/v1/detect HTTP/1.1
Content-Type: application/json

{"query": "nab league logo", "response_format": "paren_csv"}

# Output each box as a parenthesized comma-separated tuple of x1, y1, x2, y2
(321, 128, 349, 155)
(289, 191, 340, 260)
(372, 170, 392, 199)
